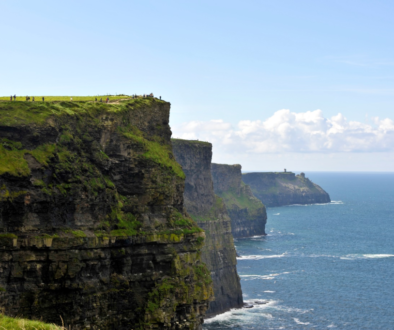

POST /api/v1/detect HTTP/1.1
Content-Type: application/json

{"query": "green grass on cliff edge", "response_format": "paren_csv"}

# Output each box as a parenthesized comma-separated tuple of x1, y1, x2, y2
(171, 138, 211, 146)
(0, 314, 63, 330)
(0, 97, 166, 126)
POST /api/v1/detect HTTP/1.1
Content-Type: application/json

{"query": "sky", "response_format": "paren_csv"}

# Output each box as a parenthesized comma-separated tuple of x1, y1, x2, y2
(1, 0, 394, 171)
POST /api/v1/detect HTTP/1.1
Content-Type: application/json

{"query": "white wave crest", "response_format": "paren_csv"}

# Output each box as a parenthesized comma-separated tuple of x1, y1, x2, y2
(204, 299, 278, 324)
(240, 271, 291, 281)
(294, 317, 310, 325)
(237, 253, 287, 260)
(273, 213, 280, 215)
(340, 254, 394, 260)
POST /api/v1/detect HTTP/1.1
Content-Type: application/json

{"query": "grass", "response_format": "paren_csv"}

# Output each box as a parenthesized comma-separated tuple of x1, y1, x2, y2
(0, 314, 64, 330)
(218, 182, 264, 212)
(171, 138, 211, 146)
(1, 95, 132, 102)
(120, 126, 185, 179)
(0, 97, 166, 127)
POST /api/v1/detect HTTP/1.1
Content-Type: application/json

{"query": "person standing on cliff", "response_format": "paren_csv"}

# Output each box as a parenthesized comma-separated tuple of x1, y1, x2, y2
(14, 95, 16, 100)
(10, 96, 12, 101)
(42, 97, 45, 102)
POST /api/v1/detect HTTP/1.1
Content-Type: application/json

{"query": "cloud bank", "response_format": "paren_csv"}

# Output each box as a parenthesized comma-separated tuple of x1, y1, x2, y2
(172, 110, 394, 154)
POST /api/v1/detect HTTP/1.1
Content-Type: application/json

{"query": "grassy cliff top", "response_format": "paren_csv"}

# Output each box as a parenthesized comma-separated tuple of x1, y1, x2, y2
(0, 95, 156, 102)
(171, 138, 211, 146)
(0, 97, 167, 126)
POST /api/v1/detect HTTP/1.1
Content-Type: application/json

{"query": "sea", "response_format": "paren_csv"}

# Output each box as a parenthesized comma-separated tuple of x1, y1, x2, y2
(203, 172, 394, 330)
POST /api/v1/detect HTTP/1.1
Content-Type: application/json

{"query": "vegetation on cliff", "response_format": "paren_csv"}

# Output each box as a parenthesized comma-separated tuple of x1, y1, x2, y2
(0, 314, 63, 330)
(0, 98, 212, 329)
(172, 138, 244, 317)
(242, 171, 331, 207)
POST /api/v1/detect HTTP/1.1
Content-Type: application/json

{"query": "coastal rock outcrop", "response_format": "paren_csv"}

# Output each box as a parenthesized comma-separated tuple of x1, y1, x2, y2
(0, 99, 212, 329)
(172, 139, 243, 318)
(211, 163, 267, 238)
(242, 172, 330, 207)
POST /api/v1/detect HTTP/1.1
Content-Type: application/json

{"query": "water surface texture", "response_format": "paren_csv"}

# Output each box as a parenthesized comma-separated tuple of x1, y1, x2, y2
(204, 172, 394, 330)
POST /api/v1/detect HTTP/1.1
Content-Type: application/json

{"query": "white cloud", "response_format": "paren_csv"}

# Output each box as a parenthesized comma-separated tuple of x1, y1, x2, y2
(172, 109, 394, 154)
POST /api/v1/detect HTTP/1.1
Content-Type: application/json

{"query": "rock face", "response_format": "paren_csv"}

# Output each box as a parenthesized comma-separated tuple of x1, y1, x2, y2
(172, 139, 243, 318)
(242, 172, 331, 207)
(211, 164, 267, 238)
(0, 99, 213, 329)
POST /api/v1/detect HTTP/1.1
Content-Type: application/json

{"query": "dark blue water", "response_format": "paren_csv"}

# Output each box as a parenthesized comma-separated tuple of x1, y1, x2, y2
(204, 172, 394, 330)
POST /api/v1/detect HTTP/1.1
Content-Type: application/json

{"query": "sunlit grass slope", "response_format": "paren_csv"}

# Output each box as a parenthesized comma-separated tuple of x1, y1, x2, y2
(0, 314, 63, 330)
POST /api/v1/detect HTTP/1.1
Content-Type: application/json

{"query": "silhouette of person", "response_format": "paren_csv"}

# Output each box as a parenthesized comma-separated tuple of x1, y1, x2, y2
(42, 97, 45, 102)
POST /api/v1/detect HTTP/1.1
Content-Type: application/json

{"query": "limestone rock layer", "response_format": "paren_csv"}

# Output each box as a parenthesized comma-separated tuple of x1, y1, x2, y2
(172, 139, 243, 318)
(0, 99, 212, 329)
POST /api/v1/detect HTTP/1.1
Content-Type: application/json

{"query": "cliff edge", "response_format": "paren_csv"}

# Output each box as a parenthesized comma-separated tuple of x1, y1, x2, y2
(0, 98, 212, 329)
(172, 139, 243, 318)
(242, 172, 330, 207)
(211, 163, 267, 237)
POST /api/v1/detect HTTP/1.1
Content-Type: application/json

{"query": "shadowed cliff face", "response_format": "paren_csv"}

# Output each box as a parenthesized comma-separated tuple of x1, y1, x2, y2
(211, 164, 267, 238)
(242, 172, 331, 207)
(0, 99, 212, 330)
(172, 140, 243, 318)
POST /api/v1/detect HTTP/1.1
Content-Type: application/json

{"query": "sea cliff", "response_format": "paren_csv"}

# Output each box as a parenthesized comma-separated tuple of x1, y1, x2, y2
(172, 139, 243, 318)
(0, 99, 212, 329)
(211, 164, 267, 237)
(242, 172, 330, 207)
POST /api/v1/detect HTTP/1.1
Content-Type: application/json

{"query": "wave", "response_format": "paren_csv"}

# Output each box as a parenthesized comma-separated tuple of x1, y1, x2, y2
(287, 200, 344, 207)
(294, 317, 310, 325)
(240, 271, 291, 281)
(273, 213, 280, 215)
(237, 253, 287, 260)
(204, 299, 278, 324)
(340, 254, 394, 260)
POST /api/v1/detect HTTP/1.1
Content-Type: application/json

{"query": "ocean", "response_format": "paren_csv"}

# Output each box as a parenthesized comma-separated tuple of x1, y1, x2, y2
(203, 172, 394, 330)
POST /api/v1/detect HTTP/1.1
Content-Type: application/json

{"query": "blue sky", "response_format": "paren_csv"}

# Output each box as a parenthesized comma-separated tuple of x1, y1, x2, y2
(2, 0, 394, 171)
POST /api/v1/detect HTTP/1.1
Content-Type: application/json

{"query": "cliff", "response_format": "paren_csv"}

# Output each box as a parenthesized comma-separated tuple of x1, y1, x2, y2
(0, 98, 213, 329)
(211, 164, 267, 238)
(242, 172, 331, 207)
(172, 139, 243, 318)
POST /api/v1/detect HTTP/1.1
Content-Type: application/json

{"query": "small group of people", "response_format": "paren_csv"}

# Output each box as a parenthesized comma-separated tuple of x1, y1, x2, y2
(24, 96, 45, 102)
(94, 97, 110, 103)
(10, 95, 16, 101)
(131, 94, 161, 100)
